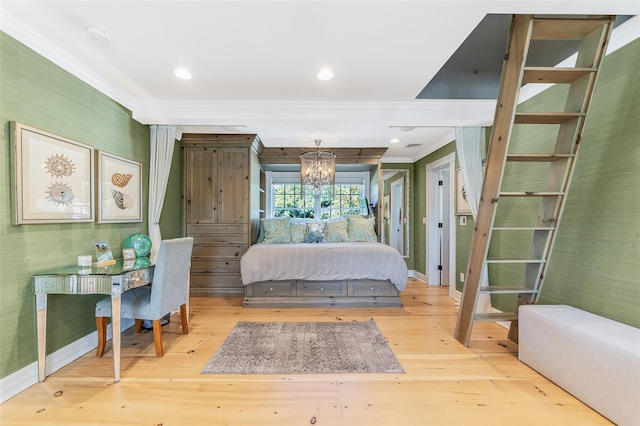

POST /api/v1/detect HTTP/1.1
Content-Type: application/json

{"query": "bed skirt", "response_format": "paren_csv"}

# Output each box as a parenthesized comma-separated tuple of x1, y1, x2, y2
(243, 279, 401, 308)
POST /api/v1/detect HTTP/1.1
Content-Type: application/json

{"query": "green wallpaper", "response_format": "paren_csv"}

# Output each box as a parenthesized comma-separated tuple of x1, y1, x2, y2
(0, 32, 154, 379)
(521, 38, 639, 326)
(411, 143, 458, 276)
(410, 39, 640, 328)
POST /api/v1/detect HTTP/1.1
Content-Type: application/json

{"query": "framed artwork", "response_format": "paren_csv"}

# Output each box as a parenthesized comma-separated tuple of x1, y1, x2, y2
(93, 240, 114, 263)
(97, 151, 142, 223)
(456, 169, 472, 215)
(122, 248, 136, 261)
(10, 122, 94, 224)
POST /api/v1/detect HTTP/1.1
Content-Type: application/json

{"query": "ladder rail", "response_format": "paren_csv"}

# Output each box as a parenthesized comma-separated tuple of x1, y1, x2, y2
(454, 14, 534, 346)
(454, 14, 616, 346)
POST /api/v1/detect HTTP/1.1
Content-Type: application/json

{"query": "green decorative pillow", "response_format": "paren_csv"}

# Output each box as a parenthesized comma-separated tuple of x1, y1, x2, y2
(262, 217, 292, 243)
(347, 217, 377, 242)
(290, 221, 308, 243)
(325, 219, 349, 242)
(306, 221, 326, 243)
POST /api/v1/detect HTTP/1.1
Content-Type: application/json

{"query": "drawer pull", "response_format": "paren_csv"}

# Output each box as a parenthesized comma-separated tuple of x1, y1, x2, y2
(370, 287, 374, 291)
(320, 287, 324, 291)
(269, 287, 273, 291)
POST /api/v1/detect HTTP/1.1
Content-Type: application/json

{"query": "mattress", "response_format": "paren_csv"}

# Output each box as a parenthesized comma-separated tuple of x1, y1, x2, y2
(240, 242, 408, 291)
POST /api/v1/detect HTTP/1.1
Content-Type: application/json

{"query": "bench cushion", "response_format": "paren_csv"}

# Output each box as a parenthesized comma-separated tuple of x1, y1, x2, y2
(519, 304, 640, 426)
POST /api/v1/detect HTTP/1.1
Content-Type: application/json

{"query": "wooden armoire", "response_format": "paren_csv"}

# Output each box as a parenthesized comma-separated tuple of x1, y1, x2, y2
(182, 133, 264, 296)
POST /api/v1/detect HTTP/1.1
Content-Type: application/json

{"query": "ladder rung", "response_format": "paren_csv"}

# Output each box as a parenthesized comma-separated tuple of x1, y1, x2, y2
(514, 112, 585, 124)
(492, 226, 556, 231)
(522, 67, 596, 84)
(480, 286, 538, 294)
(486, 258, 546, 264)
(474, 312, 518, 322)
(531, 18, 609, 40)
(506, 154, 574, 162)
(499, 191, 563, 197)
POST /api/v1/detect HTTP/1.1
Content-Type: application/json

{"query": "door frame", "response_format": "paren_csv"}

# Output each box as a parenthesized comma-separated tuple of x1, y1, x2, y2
(426, 152, 456, 296)
(390, 178, 404, 255)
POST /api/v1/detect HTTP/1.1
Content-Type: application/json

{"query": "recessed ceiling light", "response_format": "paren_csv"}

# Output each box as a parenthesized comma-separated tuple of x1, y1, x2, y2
(317, 68, 333, 80)
(174, 67, 192, 80)
(390, 138, 400, 144)
(85, 26, 112, 45)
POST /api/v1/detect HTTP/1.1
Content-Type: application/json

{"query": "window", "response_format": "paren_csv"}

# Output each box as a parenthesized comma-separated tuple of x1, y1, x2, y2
(272, 184, 315, 218)
(320, 184, 364, 219)
(267, 171, 370, 219)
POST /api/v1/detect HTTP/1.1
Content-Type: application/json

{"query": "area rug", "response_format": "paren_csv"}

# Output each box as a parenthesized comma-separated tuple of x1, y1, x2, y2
(201, 319, 404, 374)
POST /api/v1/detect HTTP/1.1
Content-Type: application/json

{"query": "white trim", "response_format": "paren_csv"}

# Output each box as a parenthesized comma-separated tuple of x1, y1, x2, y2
(425, 152, 456, 289)
(410, 270, 427, 283)
(0, 319, 133, 403)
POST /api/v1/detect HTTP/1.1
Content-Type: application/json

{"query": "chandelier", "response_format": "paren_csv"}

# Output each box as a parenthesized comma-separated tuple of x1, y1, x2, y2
(300, 139, 336, 195)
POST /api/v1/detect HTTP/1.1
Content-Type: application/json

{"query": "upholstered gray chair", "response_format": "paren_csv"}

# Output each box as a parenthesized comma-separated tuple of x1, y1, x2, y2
(95, 237, 194, 357)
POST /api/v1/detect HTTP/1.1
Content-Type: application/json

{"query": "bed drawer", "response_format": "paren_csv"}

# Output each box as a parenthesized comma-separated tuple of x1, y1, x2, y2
(297, 280, 347, 296)
(348, 280, 398, 297)
(246, 281, 296, 297)
(192, 245, 246, 259)
(191, 258, 240, 273)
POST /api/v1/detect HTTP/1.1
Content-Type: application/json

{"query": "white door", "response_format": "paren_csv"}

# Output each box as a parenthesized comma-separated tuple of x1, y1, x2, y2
(426, 152, 456, 292)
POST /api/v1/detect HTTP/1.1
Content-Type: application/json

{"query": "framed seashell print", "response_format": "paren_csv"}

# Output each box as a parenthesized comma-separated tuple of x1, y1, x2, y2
(97, 151, 142, 223)
(10, 122, 95, 224)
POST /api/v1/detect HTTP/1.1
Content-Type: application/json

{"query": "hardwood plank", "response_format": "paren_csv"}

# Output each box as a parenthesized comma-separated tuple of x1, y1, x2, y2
(0, 280, 612, 425)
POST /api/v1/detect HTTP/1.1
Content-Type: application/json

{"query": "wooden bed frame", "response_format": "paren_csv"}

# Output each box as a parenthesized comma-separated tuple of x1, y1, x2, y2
(243, 278, 401, 308)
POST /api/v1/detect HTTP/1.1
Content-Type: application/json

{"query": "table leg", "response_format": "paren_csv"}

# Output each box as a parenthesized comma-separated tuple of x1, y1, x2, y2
(111, 291, 122, 383)
(35, 294, 47, 382)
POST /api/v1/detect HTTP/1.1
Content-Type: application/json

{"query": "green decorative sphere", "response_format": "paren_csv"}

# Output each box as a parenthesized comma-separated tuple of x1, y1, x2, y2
(134, 256, 152, 268)
(122, 233, 152, 258)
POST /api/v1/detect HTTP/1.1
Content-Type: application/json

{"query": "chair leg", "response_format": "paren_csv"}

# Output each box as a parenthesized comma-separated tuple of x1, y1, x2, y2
(180, 303, 189, 335)
(152, 319, 164, 357)
(134, 319, 143, 334)
(96, 317, 108, 358)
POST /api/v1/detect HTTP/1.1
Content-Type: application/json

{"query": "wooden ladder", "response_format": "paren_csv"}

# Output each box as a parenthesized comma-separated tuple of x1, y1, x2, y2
(454, 14, 616, 346)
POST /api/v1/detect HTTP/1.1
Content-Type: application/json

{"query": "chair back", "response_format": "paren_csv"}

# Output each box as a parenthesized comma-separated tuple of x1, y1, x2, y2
(148, 237, 194, 318)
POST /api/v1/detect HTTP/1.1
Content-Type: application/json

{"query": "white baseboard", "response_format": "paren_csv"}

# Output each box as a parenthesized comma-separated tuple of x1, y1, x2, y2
(0, 319, 133, 403)
(409, 270, 427, 283)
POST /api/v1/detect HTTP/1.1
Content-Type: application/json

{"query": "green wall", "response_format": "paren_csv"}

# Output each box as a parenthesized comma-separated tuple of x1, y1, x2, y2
(493, 37, 639, 327)
(0, 32, 182, 380)
(409, 38, 640, 328)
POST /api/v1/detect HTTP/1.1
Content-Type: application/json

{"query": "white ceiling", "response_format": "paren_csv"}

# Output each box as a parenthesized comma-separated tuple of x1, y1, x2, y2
(1, 1, 638, 161)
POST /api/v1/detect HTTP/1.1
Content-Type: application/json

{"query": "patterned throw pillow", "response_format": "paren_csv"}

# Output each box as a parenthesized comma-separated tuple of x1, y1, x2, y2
(290, 221, 308, 243)
(262, 217, 292, 243)
(306, 221, 326, 243)
(325, 219, 349, 242)
(347, 217, 377, 242)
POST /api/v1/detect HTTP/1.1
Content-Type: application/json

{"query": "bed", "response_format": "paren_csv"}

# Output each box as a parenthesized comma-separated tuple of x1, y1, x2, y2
(241, 241, 408, 308)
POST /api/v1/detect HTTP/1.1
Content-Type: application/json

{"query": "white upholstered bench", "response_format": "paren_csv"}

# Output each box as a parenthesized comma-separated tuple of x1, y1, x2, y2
(518, 304, 640, 426)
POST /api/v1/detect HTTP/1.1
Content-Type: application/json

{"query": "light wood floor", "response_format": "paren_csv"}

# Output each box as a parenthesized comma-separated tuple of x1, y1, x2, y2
(1, 279, 611, 425)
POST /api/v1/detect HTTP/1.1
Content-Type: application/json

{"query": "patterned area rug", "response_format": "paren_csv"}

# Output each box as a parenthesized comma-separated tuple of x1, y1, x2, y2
(201, 319, 404, 374)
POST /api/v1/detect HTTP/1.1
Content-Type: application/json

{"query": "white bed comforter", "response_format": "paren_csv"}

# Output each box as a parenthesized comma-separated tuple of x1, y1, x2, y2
(240, 242, 408, 291)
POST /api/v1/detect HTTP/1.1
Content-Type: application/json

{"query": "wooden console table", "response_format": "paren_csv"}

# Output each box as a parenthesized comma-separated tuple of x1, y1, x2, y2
(33, 259, 154, 382)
